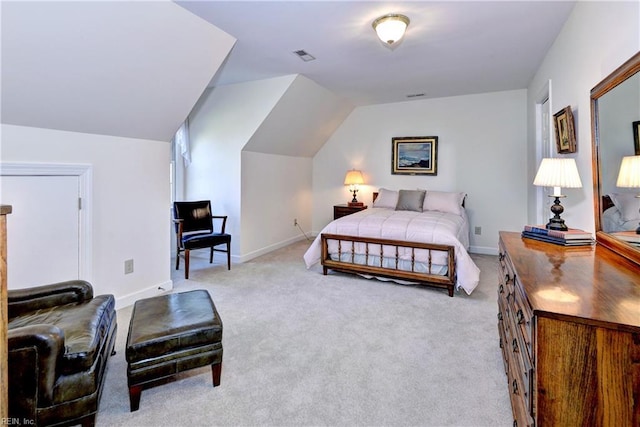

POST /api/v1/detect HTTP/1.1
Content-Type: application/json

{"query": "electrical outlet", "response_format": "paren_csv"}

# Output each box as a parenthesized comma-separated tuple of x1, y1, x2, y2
(474, 226, 482, 235)
(294, 218, 298, 227)
(124, 259, 134, 274)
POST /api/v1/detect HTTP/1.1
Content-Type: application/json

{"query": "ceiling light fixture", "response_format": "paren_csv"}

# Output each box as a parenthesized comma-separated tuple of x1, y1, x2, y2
(372, 14, 410, 46)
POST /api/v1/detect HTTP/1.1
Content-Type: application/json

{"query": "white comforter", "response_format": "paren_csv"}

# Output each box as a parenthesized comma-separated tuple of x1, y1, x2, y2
(303, 208, 480, 295)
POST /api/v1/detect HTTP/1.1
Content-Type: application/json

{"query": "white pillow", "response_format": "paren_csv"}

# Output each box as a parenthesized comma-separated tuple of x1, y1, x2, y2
(423, 191, 466, 215)
(610, 192, 640, 221)
(373, 188, 399, 209)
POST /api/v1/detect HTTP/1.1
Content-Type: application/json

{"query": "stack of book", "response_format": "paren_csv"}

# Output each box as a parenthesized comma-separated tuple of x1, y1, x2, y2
(522, 225, 595, 246)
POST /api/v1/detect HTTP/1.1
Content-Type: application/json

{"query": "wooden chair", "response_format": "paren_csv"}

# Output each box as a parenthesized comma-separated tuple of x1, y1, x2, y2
(173, 201, 231, 279)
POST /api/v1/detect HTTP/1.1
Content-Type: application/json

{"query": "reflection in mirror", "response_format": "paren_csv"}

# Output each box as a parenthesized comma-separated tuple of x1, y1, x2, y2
(591, 51, 640, 265)
(598, 72, 640, 233)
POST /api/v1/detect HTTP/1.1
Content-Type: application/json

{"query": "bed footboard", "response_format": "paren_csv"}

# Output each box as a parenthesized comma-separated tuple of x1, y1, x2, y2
(320, 233, 457, 297)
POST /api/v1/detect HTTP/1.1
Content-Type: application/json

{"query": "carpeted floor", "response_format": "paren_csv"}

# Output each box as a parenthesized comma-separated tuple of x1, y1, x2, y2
(96, 239, 512, 426)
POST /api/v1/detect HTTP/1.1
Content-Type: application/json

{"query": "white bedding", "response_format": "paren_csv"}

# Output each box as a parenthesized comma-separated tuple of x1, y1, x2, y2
(303, 207, 480, 295)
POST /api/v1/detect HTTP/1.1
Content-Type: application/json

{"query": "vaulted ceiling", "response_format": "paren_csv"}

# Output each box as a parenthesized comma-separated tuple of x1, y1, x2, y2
(1, 1, 235, 142)
(1, 1, 576, 143)
(177, 1, 576, 106)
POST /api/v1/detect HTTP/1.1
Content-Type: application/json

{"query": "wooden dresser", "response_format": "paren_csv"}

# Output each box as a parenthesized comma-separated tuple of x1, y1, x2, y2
(497, 231, 640, 427)
(1, 205, 11, 421)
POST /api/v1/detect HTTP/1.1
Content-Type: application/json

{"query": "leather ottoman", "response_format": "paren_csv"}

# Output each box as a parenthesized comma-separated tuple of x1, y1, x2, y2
(125, 290, 223, 411)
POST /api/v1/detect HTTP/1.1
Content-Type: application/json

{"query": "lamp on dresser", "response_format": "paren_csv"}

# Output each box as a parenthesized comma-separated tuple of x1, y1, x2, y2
(344, 169, 364, 206)
(616, 155, 640, 233)
(533, 158, 582, 231)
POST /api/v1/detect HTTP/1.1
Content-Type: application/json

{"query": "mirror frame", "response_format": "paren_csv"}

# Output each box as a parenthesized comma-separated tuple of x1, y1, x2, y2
(591, 51, 640, 266)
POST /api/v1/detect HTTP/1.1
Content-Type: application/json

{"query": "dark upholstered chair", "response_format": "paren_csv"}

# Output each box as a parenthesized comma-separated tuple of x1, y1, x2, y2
(173, 200, 231, 279)
(7, 280, 117, 427)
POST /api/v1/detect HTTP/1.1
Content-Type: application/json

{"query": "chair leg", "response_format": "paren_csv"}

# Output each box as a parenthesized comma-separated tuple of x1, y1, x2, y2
(175, 248, 180, 270)
(226, 242, 231, 270)
(185, 249, 190, 280)
(211, 362, 222, 387)
(210, 246, 214, 264)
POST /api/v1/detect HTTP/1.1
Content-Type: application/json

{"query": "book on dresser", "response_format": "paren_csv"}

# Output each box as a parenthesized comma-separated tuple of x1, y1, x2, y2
(610, 230, 640, 243)
(522, 225, 594, 246)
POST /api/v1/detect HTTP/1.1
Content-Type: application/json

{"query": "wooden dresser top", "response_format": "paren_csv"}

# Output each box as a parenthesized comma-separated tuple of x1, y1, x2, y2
(500, 231, 640, 331)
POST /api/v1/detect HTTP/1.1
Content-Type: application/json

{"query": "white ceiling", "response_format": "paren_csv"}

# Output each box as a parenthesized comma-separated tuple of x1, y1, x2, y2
(177, 1, 576, 106)
(1, 1, 235, 141)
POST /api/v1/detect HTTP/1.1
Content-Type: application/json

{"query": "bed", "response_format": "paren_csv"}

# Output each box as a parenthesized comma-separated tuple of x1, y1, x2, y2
(303, 189, 480, 296)
(602, 193, 640, 232)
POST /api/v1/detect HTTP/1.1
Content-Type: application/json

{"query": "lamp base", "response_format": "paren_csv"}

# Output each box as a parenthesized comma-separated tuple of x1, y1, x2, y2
(348, 202, 364, 207)
(546, 195, 569, 231)
(546, 218, 568, 231)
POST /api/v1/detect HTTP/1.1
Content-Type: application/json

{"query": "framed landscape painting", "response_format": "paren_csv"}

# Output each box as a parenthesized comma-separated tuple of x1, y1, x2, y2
(391, 136, 438, 175)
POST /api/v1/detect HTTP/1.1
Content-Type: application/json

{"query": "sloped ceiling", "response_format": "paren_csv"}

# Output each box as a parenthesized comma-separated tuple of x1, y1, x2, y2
(1, 1, 235, 142)
(177, 1, 576, 106)
(243, 75, 354, 157)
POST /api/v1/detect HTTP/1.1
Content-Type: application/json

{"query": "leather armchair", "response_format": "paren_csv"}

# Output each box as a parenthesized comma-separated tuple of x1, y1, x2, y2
(7, 280, 117, 427)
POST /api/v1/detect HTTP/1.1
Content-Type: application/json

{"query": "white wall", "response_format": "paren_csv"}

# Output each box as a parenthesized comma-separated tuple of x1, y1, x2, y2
(312, 89, 528, 254)
(1, 124, 172, 308)
(188, 74, 351, 261)
(526, 1, 640, 231)
(187, 76, 296, 258)
(241, 151, 313, 259)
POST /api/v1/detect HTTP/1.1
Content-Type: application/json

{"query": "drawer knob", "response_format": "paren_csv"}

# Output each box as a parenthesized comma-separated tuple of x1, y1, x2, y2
(516, 309, 525, 324)
(497, 312, 503, 321)
(505, 273, 511, 283)
(499, 284, 504, 294)
(512, 338, 518, 352)
(512, 379, 518, 394)
(499, 253, 505, 261)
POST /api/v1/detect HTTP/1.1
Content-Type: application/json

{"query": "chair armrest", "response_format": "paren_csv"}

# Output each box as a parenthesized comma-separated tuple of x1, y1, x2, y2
(8, 324, 66, 406)
(8, 280, 94, 319)
(212, 215, 228, 234)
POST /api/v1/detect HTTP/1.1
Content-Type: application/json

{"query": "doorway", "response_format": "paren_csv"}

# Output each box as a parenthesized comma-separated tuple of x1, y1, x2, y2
(0, 163, 92, 289)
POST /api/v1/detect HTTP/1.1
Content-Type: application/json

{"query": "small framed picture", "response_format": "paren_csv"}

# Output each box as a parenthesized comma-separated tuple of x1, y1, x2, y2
(554, 106, 577, 154)
(391, 136, 438, 175)
(633, 120, 640, 155)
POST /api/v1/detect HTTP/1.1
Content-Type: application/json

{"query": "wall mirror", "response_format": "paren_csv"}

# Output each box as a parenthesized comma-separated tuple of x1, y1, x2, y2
(591, 51, 640, 266)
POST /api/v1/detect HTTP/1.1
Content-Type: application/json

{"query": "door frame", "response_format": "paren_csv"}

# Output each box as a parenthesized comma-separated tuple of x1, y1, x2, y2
(0, 162, 93, 281)
(534, 79, 554, 225)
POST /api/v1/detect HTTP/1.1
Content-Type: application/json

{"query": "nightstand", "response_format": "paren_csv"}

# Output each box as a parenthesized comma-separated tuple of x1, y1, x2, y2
(333, 204, 367, 220)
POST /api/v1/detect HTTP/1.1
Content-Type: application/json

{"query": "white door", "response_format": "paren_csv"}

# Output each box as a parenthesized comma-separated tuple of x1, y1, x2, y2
(1, 175, 80, 289)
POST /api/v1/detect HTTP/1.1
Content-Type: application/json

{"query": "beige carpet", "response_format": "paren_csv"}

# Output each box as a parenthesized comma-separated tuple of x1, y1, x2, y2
(97, 240, 512, 426)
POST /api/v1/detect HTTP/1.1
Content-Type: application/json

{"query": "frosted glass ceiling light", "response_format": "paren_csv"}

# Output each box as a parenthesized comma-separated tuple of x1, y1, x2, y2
(372, 14, 410, 46)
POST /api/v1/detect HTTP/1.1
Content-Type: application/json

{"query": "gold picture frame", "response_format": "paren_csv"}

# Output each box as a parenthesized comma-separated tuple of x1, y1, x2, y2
(554, 106, 577, 154)
(391, 136, 438, 175)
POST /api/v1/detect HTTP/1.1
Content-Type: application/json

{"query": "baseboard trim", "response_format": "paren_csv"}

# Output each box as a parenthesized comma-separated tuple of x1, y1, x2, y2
(115, 280, 173, 309)
(469, 245, 498, 256)
(235, 234, 310, 263)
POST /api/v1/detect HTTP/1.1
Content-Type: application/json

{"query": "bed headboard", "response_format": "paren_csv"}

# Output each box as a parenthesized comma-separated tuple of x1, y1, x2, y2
(602, 194, 615, 212)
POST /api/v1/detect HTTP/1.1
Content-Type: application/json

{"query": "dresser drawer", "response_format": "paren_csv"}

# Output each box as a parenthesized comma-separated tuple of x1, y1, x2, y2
(512, 278, 533, 358)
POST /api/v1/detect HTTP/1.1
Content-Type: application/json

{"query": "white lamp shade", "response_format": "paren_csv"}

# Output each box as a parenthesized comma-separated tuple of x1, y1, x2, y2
(616, 155, 640, 188)
(344, 170, 364, 186)
(372, 14, 409, 45)
(533, 158, 583, 189)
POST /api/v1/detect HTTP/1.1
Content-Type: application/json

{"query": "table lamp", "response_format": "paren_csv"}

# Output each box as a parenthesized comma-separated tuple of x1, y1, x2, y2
(533, 158, 582, 231)
(344, 169, 364, 206)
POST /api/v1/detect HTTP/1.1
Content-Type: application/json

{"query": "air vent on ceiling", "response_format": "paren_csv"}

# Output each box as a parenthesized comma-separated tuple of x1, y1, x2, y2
(293, 50, 316, 62)
(406, 93, 425, 98)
